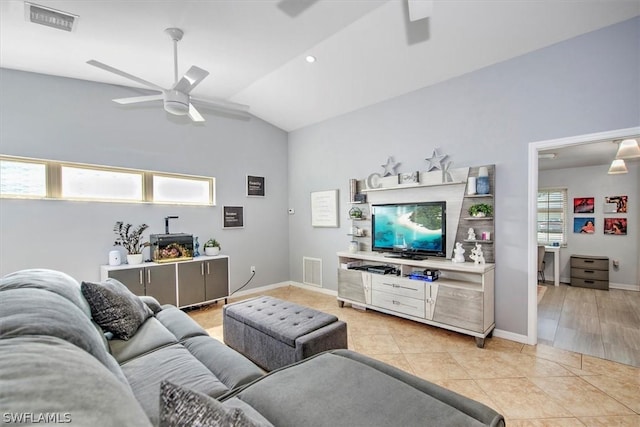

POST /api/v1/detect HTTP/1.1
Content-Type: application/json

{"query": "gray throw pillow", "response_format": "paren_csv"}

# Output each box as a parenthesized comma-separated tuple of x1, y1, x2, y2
(159, 381, 267, 427)
(81, 279, 153, 340)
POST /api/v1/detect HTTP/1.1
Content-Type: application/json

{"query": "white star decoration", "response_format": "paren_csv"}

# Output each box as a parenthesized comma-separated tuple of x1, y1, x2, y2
(425, 148, 448, 171)
(381, 157, 400, 177)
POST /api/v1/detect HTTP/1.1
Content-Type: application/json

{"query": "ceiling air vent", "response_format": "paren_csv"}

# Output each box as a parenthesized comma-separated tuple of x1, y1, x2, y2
(25, 2, 78, 32)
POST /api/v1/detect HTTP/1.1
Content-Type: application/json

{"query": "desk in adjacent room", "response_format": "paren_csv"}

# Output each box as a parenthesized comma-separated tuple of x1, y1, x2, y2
(544, 246, 560, 286)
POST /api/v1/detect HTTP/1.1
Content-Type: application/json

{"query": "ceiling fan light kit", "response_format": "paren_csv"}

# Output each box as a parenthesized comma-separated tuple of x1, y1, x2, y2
(87, 27, 249, 123)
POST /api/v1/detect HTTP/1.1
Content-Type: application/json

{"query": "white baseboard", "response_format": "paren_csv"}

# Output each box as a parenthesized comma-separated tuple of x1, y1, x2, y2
(290, 281, 338, 296)
(493, 328, 531, 345)
(610, 282, 640, 292)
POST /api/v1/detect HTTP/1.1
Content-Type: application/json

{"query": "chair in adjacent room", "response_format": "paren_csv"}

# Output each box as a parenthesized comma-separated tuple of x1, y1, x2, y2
(537, 245, 546, 283)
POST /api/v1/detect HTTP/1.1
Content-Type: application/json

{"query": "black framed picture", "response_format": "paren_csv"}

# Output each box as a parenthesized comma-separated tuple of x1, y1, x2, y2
(223, 206, 244, 228)
(247, 175, 265, 197)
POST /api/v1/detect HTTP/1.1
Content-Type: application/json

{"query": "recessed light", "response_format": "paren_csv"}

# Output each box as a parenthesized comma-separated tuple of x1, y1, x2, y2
(305, 55, 316, 63)
(538, 153, 557, 159)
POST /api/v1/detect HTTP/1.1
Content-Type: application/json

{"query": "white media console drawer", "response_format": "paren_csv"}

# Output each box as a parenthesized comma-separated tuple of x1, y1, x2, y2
(371, 289, 426, 318)
(371, 274, 426, 300)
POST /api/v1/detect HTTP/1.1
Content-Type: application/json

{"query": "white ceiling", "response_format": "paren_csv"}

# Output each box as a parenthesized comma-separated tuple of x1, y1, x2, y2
(539, 137, 640, 171)
(1, 0, 639, 131)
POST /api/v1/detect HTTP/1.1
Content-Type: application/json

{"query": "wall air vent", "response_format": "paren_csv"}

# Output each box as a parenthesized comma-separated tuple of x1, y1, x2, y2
(303, 257, 322, 287)
(25, 2, 78, 32)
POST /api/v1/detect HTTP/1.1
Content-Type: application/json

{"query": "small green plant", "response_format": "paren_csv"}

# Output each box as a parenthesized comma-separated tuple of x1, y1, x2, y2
(468, 203, 493, 217)
(113, 221, 149, 254)
(204, 238, 221, 249)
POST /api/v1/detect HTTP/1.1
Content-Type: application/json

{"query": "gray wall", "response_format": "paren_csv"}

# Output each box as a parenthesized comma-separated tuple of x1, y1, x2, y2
(539, 162, 639, 288)
(0, 69, 290, 291)
(288, 17, 640, 336)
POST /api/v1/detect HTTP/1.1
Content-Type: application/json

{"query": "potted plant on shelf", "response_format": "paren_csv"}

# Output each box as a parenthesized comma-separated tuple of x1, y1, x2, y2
(468, 203, 493, 218)
(204, 238, 221, 256)
(113, 221, 149, 265)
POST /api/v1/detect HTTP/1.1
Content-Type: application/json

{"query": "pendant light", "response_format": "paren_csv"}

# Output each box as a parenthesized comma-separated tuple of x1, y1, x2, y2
(615, 138, 640, 159)
(608, 159, 628, 174)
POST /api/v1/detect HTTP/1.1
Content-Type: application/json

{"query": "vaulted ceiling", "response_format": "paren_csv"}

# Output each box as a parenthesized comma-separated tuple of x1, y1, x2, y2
(1, 1, 638, 131)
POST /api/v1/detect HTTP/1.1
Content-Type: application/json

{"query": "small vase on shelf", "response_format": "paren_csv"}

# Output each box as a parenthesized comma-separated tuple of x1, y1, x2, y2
(194, 237, 200, 257)
(127, 254, 143, 265)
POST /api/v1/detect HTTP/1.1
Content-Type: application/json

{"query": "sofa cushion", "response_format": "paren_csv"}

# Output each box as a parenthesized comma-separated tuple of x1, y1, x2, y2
(182, 335, 263, 389)
(0, 268, 91, 317)
(0, 335, 151, 427)
(224, 296, 338, 347)
(82, 278, 153, 340)
(122, 343, 231, 425)
(159, 381, 273, 427)
(0, 287, 127, 384)
(226, 350, 500, 427)
(156, 306, 209, 341)
(109, 317, 179, 364)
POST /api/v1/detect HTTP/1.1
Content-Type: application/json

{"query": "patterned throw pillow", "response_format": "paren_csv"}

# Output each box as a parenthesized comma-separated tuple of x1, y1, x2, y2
(81, 279, 153, 340)
(159, 381, 268, 427)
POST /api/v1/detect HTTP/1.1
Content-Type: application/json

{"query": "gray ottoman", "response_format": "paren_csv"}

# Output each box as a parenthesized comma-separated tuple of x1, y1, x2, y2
(223, 296, 347, 371)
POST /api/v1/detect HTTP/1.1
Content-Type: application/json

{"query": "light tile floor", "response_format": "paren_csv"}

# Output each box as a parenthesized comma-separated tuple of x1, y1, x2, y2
(188, 285, 640, 426)
(538, 284, 640, 367)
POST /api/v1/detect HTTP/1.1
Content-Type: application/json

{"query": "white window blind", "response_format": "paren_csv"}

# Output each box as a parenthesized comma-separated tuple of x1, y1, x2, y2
(537, 188, 567, 245)
(0, 159, 46, 197)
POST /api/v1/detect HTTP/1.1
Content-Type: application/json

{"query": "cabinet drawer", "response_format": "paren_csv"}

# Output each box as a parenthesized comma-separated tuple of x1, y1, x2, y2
(570, 256, 608, 270)
(372, 290, 425, 318)
(570, 277, 609, 290)
(432, 286, 483, 332)
(570, 268, 609, 281)
(371, 274, 425, 300)
(338, 269, 366, 303)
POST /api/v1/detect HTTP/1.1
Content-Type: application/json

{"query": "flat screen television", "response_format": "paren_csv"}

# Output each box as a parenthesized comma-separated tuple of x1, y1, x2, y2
(371, 201, 446, 259)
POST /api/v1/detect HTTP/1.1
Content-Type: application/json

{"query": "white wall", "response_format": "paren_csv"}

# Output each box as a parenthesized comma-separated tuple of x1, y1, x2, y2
(287, 17, 640, 336)
(539, 162, 639, 288)
(0, 69, 290, 291)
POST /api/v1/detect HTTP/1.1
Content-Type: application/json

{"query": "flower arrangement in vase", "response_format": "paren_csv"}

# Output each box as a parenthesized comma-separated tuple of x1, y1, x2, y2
(113, 221, 149, 264)
(204, 238, 221, 256)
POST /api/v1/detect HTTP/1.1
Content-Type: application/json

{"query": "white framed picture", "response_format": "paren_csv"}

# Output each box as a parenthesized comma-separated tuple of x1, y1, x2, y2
(311, 189, 339, 227)
(223, 206, 244, 228)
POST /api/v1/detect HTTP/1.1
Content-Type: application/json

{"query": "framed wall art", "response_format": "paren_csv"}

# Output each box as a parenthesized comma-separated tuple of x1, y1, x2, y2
(311, 189, 339, 228)
(574, 217, 595, 234)
(604, 218, 627, 235)
(573, 197, 594, 214)
(604, 195, 627, 213)
(247, 175, 265, 197)
(223, 206, 244, 228)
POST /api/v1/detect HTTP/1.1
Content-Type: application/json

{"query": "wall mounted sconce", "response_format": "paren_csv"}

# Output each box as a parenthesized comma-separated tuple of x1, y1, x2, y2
(608, 159, 628, 174)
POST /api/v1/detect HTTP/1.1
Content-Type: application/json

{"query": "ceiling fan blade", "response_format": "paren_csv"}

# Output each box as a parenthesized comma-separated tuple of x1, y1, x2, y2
(173, 66, 210, 94)
(87, 60, 165, 92)
(407, 0, 433, 22)
(191, 97, 250, 114)
(188, 103, 205, 122)
(113, 94, 164, 105)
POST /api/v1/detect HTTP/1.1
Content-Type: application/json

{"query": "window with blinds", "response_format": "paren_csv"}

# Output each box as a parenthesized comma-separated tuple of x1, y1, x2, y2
(537, 188, 567, 245)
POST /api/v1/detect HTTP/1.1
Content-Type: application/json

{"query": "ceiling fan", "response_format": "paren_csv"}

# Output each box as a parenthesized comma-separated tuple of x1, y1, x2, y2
(87, 28, 249, 122)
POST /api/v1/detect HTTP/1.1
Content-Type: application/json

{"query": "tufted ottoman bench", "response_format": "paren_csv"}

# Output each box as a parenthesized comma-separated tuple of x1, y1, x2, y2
(223, 296, 347, 371)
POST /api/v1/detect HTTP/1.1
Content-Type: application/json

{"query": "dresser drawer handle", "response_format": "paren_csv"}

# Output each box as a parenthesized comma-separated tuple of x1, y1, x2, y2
(584, 260, 595, 263)
(584, 280, 594, 284)
(584, 270, 594, 274)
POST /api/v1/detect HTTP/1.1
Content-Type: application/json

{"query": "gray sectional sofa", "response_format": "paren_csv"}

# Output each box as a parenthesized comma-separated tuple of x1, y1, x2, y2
(0, 269, 505, 427)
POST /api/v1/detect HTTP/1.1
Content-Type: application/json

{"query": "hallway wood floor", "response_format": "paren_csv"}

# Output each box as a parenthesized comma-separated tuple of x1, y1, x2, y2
(538, 283, 640, 367)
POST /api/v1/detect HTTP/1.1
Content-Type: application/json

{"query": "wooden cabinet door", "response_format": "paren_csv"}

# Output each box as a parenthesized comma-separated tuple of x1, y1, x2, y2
(177, 262, 205, 307)
(145, 264, 177, 306)
(108, 268, 144, 297)
(205, 258, 228, 301)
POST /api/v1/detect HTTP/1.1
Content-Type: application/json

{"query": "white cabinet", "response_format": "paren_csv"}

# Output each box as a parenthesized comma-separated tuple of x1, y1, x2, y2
(337, 251, 495, 347)
(101, 255, 229, 308)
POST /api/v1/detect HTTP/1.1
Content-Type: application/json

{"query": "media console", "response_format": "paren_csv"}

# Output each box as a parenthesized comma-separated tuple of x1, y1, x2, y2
(337, 251, 495, 348)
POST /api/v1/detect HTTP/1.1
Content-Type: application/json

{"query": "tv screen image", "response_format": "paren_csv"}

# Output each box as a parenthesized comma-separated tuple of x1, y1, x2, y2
(371, 201, 446, 258)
